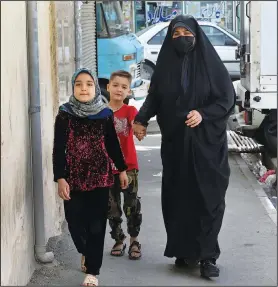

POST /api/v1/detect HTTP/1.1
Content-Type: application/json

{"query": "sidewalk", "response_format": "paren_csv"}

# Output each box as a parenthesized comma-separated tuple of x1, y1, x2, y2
(29, 139, 277, 286)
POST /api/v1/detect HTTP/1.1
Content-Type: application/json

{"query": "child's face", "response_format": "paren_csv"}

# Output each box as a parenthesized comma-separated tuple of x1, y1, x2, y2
(74, 73, 95, 102)
(107, 76, 131, 102)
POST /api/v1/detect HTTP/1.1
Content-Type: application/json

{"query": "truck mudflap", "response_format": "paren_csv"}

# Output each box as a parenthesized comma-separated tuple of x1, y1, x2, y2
(131, 79, 150, 101)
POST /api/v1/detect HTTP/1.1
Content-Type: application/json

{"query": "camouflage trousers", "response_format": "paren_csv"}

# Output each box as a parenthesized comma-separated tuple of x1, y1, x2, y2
(108, 169, 142, 242)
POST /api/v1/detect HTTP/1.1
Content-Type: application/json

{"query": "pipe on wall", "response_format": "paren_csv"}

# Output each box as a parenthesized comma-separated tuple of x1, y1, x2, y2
(26, 1, 54, 264)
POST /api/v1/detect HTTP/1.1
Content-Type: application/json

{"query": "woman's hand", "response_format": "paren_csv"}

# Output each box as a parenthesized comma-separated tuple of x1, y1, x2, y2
(119, 171, 129, 189)
(185, 110, 202, 128)
(57, 178, 71, 200)
(133, 123, 147, 141)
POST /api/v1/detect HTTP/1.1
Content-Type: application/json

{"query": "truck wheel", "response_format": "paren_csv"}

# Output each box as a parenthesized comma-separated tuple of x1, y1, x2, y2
(264, 120, 277, 157)
(141, 62, 154, 80)
(255, 110, 277, 157)
(265, 131, 277, 157)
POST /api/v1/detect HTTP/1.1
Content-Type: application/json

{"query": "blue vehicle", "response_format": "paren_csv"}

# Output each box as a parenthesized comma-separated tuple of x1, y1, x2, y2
(96, 1, 148, 100)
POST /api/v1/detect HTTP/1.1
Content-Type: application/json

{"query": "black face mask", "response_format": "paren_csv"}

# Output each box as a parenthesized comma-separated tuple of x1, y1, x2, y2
(172, 36, 195, 54)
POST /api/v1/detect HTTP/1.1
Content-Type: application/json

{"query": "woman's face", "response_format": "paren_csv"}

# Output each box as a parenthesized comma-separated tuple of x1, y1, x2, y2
(74, 73, 95, 102)
(172, 27, 194, 39)
(172, 26, 195, 54)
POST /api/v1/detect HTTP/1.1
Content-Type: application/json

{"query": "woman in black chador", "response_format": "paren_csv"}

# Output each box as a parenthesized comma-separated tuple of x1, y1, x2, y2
(133, 15, 235, 278)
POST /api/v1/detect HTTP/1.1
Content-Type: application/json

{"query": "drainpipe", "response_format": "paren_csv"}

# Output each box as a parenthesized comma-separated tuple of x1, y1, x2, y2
(74, 1, 82, 69)
(27, 1, 54, 263)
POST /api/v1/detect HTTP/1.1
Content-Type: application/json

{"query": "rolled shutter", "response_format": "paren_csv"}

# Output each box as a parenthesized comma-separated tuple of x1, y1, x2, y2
(80, 1, 97, 73)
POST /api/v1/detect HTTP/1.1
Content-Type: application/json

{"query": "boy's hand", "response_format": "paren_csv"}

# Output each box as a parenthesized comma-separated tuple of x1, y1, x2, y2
(57, 178, 71, 200)
(119, 171, 129, 189)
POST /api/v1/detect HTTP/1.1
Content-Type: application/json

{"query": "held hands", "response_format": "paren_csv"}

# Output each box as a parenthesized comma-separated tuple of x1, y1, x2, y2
(57, 178, 71, 200)
(133, 123, 147, 141)
(185, 110, 202, 128)
(119, 171, 129, 189)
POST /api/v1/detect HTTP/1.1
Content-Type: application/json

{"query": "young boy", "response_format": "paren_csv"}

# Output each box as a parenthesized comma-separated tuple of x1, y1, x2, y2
(107, 70, 142, 260)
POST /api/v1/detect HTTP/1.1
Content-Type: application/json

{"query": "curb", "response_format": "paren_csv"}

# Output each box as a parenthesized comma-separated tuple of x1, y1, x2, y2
(134, 96, 146, 101)
(234, 154, 277, 226)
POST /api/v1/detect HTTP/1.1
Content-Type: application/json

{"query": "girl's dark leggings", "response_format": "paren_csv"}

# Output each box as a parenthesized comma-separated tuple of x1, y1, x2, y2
(64, 187, 109, 276)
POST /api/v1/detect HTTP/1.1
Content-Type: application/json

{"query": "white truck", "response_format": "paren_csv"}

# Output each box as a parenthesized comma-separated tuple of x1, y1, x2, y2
(233, 1, 277, 155)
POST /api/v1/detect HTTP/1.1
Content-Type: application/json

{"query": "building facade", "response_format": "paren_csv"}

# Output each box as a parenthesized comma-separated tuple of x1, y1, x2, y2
(132, 1, 238, 33)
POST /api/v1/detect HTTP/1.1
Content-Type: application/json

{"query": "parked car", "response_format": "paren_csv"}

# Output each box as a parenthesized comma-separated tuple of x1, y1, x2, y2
(136, 21, 240, 80)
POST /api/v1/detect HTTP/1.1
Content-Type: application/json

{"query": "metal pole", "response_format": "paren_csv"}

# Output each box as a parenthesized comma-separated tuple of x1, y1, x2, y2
(27, 1, 54, 263)
(145, 1, 149, 27)
(74, 1, 82, 69)
(131, 1, 135, 33)
(182, 1, 186, 15)
(232, 1, 236, 32)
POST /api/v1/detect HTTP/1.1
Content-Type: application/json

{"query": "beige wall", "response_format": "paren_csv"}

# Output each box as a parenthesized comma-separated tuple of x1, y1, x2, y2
(1, 2, 35, 285)
(1, 1, 64, 285)
(37, 1, 64, 243)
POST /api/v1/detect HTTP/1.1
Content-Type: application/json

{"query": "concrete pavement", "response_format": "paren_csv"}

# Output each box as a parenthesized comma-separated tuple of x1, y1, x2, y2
(29, 133, 277, 286)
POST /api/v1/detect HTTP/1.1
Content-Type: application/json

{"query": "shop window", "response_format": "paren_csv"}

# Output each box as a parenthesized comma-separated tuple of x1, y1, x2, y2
(96, 2, 109, 38)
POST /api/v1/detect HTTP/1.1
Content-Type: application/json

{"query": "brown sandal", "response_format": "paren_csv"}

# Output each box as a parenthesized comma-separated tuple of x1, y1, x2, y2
(128, 241, 142, 260)
(110, 242, 126, 257)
